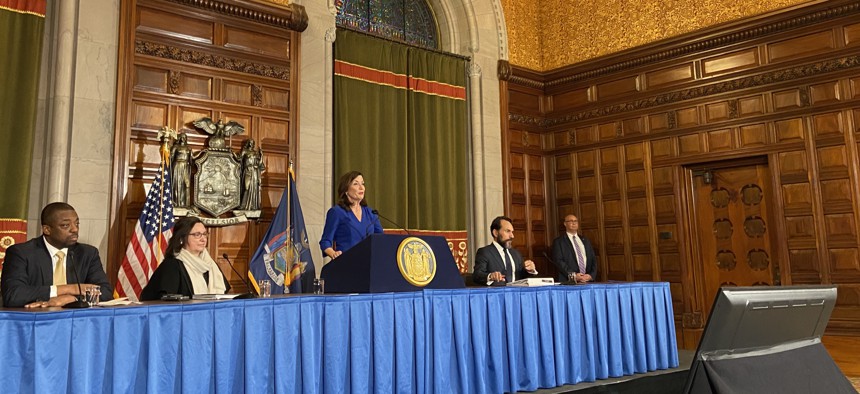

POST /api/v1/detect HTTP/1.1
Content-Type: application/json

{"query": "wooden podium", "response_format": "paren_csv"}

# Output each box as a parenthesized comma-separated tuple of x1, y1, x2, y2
(320, 234, 465, 293)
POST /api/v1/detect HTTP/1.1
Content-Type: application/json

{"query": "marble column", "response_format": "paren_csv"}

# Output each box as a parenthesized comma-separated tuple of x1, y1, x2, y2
(295, 0, 337, 275)
(44, 0, 78, 205)
(30, 0, 119, 259)
(467, 61, 489, 250)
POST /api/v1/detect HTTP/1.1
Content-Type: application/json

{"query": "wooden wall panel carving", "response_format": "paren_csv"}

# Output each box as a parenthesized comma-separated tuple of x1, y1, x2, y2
(578, 176, 597, 201)
(646, 63, 694, 88)
(500, 1, 860, 352)
(738, 123, 769, 147)
(702, 49, 760, 77)
(569, 126, 589, 144)
(110, 0, 306, 293)
(596, 76, 640, 100)
(738, 95, 765, 117)
(766, 30, 836, 64)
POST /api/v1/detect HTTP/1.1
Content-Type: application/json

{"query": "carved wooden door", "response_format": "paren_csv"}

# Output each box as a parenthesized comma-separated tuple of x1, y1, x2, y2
(694, 163, 777, 315)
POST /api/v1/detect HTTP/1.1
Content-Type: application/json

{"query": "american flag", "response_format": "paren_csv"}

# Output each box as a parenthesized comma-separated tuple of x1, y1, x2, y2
(115, 161, 175, 301)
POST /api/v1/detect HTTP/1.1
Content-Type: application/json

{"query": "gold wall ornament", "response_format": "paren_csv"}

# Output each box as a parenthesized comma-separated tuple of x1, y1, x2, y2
(396, 237, 437, 287)
(500, 0, 543, 71)
(501, 0, 813, 71)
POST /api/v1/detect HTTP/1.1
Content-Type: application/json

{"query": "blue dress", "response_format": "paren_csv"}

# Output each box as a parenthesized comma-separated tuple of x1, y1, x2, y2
(319, 205, 384, 254)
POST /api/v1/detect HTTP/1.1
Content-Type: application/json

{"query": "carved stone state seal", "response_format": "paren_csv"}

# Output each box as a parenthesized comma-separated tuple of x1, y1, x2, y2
(396, 237, 437, 287)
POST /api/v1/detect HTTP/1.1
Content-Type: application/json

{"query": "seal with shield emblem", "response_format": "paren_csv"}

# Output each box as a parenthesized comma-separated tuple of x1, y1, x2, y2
(191, 118, 244, 217)
(396, 237, 437, 286)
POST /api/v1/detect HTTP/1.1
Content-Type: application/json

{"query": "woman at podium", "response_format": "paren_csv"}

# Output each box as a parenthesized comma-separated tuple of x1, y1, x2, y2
(139, 217, 231, 300)
(320, 171, 384, 259)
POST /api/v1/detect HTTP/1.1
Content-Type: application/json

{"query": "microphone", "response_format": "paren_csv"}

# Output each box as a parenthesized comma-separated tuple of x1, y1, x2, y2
(371, 209, 410, 235)
(221, 253, 258, 299)
(543, 251, 577, 285)
(62, 249, 91, 309)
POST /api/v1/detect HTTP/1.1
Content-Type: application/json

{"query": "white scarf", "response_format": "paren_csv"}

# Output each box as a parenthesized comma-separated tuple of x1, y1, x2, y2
(176, 248, 227, 295)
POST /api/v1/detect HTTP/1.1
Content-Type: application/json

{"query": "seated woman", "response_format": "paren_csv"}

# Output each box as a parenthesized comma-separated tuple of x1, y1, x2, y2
(139, 217, 230, 301)
(319, 170, 384, 259)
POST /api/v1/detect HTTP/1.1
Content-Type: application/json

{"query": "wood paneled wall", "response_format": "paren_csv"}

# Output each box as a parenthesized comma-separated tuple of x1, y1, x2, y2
(500, 0, 860, 348)
(109, 0, 307, 293)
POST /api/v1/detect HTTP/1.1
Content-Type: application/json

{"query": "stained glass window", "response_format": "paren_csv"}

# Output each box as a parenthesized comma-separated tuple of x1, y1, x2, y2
(335, 0, 439, 50)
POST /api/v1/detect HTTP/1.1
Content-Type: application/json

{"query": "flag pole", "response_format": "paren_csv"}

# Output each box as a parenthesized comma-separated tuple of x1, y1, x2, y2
(286, 159, 293, 291)
(156, 128, 173, 262)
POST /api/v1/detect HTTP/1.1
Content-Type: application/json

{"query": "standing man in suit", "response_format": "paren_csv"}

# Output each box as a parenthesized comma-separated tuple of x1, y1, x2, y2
(473, 216, 538, 285)
(550, 214, 597, 283)
(1, 202, 112, 307)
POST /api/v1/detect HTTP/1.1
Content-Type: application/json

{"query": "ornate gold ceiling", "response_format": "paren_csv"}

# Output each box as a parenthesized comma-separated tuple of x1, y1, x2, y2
(501, 0, 813, 71)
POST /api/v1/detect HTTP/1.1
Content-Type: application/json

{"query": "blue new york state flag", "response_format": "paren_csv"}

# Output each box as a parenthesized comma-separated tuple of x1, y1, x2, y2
(249, 171, 315, 294)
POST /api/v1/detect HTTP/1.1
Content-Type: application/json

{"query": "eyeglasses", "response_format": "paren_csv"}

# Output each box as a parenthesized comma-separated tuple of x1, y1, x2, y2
(189, 232, 209, 239)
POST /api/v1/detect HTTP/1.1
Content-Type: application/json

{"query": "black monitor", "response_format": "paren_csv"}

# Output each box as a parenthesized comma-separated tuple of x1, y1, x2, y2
(684, 285, 838, 393)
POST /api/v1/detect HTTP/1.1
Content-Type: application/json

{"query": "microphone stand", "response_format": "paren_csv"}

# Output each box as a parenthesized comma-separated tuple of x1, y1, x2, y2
(63, 250, 91, 308)
(543, 251, 577, 285)
(221, 253, 258, 299)
(371, 209, 411, 235)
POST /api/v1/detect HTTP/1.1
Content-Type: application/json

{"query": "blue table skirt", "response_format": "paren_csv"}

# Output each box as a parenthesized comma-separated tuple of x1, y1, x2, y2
(0, 283, 678, 394)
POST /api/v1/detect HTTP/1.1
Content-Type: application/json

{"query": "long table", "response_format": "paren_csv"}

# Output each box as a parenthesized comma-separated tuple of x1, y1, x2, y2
(0, 283, 678, 393)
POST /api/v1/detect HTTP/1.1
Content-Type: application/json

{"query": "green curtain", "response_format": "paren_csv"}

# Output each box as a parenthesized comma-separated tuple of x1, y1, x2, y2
(334, 29, 468, 233)
(406, 48, 468, 230)
(0, 0, 46, 269)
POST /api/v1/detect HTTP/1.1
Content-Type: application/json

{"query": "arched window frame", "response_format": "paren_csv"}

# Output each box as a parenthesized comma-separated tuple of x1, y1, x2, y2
(334, 0, 439, 50)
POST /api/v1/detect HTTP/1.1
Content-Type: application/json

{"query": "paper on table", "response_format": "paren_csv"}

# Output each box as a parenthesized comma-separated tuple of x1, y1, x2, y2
(98, 297, 141, 306)
(508, 278, 555, 287)
(191, 294, 240, 300)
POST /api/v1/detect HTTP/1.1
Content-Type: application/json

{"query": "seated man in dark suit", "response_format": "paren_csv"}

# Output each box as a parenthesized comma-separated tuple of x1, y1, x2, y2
(550, 214, 597, 283)
(1, 202, 112, 307)
(473, 216, 538, 285)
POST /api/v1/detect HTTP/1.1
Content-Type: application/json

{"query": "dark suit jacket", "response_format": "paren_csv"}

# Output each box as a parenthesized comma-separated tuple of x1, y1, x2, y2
(319, 205, 384, 254)
(1, 237, 112, 307)
(139, 255, 231, 301)
(472, 243, 534, 285)
(550, 233, 598, 282)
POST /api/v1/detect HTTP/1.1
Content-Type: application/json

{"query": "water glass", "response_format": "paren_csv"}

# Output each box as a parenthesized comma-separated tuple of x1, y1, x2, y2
(86, 287, 101, 306)
(568, 272, 577, 284)
(313, 278, 325, 294)
(258, 279, 271, 297)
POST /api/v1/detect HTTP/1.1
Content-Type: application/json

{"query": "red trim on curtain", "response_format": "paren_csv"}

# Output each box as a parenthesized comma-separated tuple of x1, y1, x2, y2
(0, 219, 28, 273)
(0, 0, 47, 16)
(335, 60, 408, 90)
(335, 60, 466, 101)
(408, 77, 466, 100)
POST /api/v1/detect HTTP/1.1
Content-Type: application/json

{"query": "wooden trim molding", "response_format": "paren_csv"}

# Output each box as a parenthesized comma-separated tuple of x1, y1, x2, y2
(499, 59, 544, 89)
(135, 40, 292, 79)
(497, 59, 512, 81)
(508, 54, 860, 127)
(164, 0, 308, 32)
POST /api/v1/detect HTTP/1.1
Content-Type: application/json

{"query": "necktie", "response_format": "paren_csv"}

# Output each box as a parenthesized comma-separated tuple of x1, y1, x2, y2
(54, 250, 67, 286)
(503, 248, 514, 283)
(573, 236, 586, 275)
